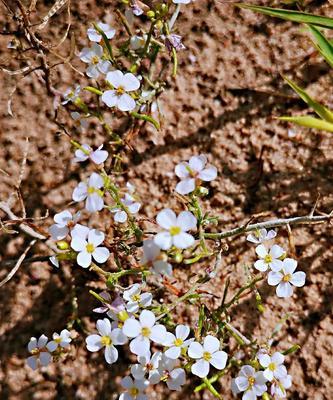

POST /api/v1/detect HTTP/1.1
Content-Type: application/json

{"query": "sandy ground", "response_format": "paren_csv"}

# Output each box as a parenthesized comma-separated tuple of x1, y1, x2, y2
(0, 0, 332, 399)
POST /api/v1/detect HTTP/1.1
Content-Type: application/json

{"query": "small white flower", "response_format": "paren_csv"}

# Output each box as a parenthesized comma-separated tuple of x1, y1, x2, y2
(270, 374, 292, 398)
(175, 155, 217, 195)
(122, 310, 167, 356)
(268, 258, 306, 298)
(46, 329, 72, 352)
(154, 209, 197, 250)
(258, 351, 287, 382)
(49, 210, 80, 241)
(70, 111, 88, 131)
(27, 335, 52, 370)
(131, 351, 162, 384)
(158, 356, 186, 391)
(123, 284, 152, 313)
(71, 228, 110, 268)
(62, 85, 80, 105)
(163, 324, 193, 359)
(247, 228, 277, 244)
(188, 335, 228, 378)
(119, 376, 148, 400)
(234, 365, 267, 400)
(79, 43, 110, 78)
(102, 70, 140, 112)
(140, 240, 172, 277)
(73, 143, 108, 165)
(254, 244, 284, 272)
(72, 172, 104, 213)
(86, 318, 127, 364)
(112, 184, 141, 223)
(87, 22, 116, 42)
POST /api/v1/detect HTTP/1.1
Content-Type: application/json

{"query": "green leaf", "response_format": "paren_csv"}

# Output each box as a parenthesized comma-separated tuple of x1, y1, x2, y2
(236, 4, 333, 29)
(283, 76, 333, 123)
(279, 115, 333, 132)
(307, 24, 333, 68)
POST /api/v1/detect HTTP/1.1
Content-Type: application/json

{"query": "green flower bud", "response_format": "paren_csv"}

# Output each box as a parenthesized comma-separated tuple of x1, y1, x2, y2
(118, 310, 129, 322)
(57, 241, 69, 250)
(174, 253, 183, 263)
(196, 186, 209, 197)
(262, 393, 271, 400)
(147, 10, 155, 19)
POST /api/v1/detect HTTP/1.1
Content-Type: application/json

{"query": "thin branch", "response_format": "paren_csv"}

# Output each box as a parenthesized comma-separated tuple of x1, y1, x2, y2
(0, 239, 36, 288)
(204, 212, 333, 240)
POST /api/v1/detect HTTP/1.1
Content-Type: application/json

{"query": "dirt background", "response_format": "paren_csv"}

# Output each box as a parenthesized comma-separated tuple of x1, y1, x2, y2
(0, 0, 333, 399)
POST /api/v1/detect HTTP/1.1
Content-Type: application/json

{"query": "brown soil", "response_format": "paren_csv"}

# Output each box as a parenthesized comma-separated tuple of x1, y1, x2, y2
(0, 1, 332, 399)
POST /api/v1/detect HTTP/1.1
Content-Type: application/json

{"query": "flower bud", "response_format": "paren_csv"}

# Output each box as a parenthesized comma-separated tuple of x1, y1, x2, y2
(156, 20, 163, 30)
(262, 393, 270, 400)
(118, 311, 129, 322)
(174, 253, 183, 263)
(57, 241, 69, 250)
(196, 186, 209, 197)
(283, 344, 300, 355)
(147, 10, 155, 19)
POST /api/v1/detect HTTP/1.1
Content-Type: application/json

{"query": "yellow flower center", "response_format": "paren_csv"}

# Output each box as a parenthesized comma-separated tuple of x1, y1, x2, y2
(268, 362, 276, 371)
(86, 243, 95, 253)
(116, 86, 125, 95)
(282, 273, 291, 282)
(264, 254, 272, 263)
(31, 348, 40, 355)
(87, 186, 96, 194)
(169, 226, 181, 236)
(129, 387, 139, 396)
(203, 351, 212, 361)
(118, 311, 129, 322)
(174, 338, 184, 347)
(141, 327, 151, 337)
(54, 337, 62, 344)
(248, 376, 255, 386)
(100, 335, 112, 346)
(91, 55, 99, 65)
(131, 294, 141, 302)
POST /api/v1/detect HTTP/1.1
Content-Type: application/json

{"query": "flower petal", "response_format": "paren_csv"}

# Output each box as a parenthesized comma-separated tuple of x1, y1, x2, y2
(142, 239, 160, 262)
(188, 342, 204, 359)
(290, 271, 306, 287)
(54, 210, 72, 226)
(91, 149, 108, 164)
(276, 282, 293, 298)
(189, 155, 206, 172)
(165, 346, 181, 360)
(150, 325, 167, 344)
(270, 244, 284, 259)
(110, 328, 128, 345)
(93, 247, 110, 264)
(97, 318, 111, 336)
(156, 209, 177, 229)
(175, 162, 190, 179)
(71, 236, 87, 252)
(255, 244, 267, 258)
(106, 70, 124, 88)
(77, 251, 92, 268)
(71, 223, 89, 239)
(235, 376, 249, 391)
(271, 352, 284, 366)
(123, 318, 141, 338)
(173, 232, 195, 249)
(88, 229, 105, 246)
(254, 259, 268, 272)
(130, 336, 150, 356)
(154, 232, 172, 250)
(86, 193, 104, 212)
(258, 354, 271, 368)
(203, 335, 220, 353)
(101, 90, 118, 107)
(210, 351, 227, 370)
(89, 172, 104, 189)
(175, 178, 195, 195)
(177, 211, 197, 231)
(140, 310, 155, 328)
(118, 93, 136, 112)
(198, 165, 217, 181)
(27, 356, 38, 370)
(282, 258, 298, 274)
(104, 345, 118, 364)
(39, 352, 52, 366)
(270, 259, 283, 272)
(72, 182, 88, 201)
(267, 271, 283, 286)
(86, 334, 103, 352)
(49, 224, 68, 241)
(176, 324, 190, 341)
(123, 73, 140, 91)
(191, 359, 210, 378)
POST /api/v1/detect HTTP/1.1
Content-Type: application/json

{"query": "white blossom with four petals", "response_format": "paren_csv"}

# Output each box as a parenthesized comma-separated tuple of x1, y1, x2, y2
(72, 172, 104, 213)
(140, 239, 172, 277)
(27, 335, 52, 370)
(270, 374, 292, 398)
(131, 351, 162, 384)
(79, 43, 110, 78)
(247, 228, 277, 244)
(102, 70, 140, 112)
(234, 365, 267, 400)
(188, 335, 228, 378)
(268, 258, 306, 298)
(62, 85, 80, 105)
(254, 244, 284, 272)
(49, 210, 80, 241)
(46, 329, 72, 352)
(70, 228, 110, 268)
(123, 284, 152, 313)
(258, 351, 287, 382)
(122, 310, 167, 356)
(154, 209, 197, 250)
(86, 318, 127, 364)
(163, 324, 193, 360)
(87, 22, 115, 42)
(175, 155, 217, 195)
(119, 376, 148, 400)
(158, 355, 186, 391)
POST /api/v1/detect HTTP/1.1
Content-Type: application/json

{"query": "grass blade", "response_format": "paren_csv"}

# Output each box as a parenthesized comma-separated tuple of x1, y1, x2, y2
(283, 75, 333, 123)
(236, 4, 333, 29)
(307, 24, 333, 68)
(279, 115, 333, 132)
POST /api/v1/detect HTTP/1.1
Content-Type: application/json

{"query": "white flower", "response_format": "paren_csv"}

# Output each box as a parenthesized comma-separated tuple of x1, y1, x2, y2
(140, 240, 172, 277)
(247, 228, 277, 244)
(130, 35, 146, 50)
(70, 111, 88, 131)
(119, 376, 148, 400)
(163, 324, 193, 359)
(71, 223, 90, 239)
(49, 210, 80, 240)
(258, 352, 287, 382)
(188, 335, 228, 378)
(71, 228, 110, 268)
(27, 335, 52, 370)
(86, 318, 127, 364)
(175, 155, 217, 195)
(62, 85, 80, 105)
(102, 70, 140, 112)
(234, 365, 267, 400)
(123, 284, 152, 313)
(106, 297, 132, 326)
(268, 258, 306, 298)
(72, 172, 104, 213)
(154, 209, 197, 250)
(79, 43, 110, 78)
(173, 0, 192, 3)
(122, 310, 167, 356)
(254, 244, 284, 272)
(46, 329, 72, 352)
(73, 144, 108, 165)
(270, 374, 292, 398)
(158, 356, 186, 391)
(112, 184, 141, 223)
(87, 22, 115, 42)
(131, 351, 162, 384)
